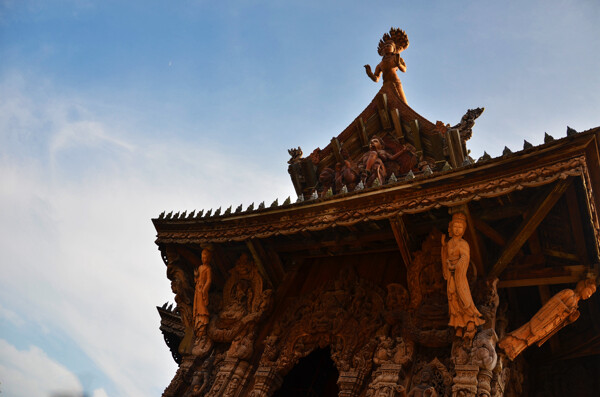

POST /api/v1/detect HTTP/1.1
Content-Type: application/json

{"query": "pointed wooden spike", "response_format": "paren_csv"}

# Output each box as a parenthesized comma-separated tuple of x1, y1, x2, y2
(478, 152, 491, 162)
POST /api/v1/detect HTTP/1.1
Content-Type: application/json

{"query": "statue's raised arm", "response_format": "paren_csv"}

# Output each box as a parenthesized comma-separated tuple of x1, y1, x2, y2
(364, 27, 410, 104)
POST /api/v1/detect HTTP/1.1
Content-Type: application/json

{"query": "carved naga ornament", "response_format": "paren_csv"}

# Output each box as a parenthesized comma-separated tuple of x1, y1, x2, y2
(365, 27, 410, 104)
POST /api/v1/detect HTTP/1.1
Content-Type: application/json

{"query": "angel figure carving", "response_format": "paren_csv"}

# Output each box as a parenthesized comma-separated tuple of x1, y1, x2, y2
(498, 278, 597, 360)
(441, 213, 484, 339)
(364, 27, 410, 104)
(193, 247, 213, 337)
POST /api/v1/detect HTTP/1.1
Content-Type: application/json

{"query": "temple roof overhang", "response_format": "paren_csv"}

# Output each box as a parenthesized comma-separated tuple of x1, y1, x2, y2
(153, 126, 600, 251)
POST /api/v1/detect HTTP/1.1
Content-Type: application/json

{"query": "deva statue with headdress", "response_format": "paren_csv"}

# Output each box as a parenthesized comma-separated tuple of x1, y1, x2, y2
(364, 27, 410, 104)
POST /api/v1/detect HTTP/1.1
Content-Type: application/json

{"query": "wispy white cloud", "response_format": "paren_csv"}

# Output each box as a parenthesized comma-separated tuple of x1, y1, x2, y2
(0, 339, 83, 397)
(92, 389, 110, 397)
(0, 72, 294, 396)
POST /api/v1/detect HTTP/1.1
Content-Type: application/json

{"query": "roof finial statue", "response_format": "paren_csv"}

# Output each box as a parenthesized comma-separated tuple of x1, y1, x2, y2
(364, 27, 410, 104)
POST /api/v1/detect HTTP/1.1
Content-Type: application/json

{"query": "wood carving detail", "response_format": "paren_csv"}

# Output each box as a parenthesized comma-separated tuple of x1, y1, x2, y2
(155, 157, 586, 245)
(208, 253, 274, 360)
(403, 229, 453, 347)
(166, 248, 195, 355)
(408, 358, 451, 397)
(498, 278, 597, 360)
(258, 267, 385, 376)
(364, 27, 410, 103)
(441, 213, 484, 340)
(357, 136, 418, 187)
(194, 247, 213, 337)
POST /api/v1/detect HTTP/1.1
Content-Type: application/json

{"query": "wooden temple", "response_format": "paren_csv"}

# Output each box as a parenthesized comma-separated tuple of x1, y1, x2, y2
(153, 28, 600, 397)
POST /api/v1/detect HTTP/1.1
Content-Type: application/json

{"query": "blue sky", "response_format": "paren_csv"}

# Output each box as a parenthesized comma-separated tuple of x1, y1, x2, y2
(1, 1, 599, 396)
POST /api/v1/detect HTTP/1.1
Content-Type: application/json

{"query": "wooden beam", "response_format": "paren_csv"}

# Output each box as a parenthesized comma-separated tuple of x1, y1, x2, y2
(264, 241, 286, 283)
(473, 218, 506, 247)
(474, 205, 527, 222)
(565, 184, 590, 267)
(447, 128, 464, 168)
(389, 216, 412, 268)
(357, 117, 369, 148)
(543, 249, 579, 262)
(330, 137, 343, 164)
(390, 108, 405, 141)
(498, 264, 586, 288)
(499, 275, 581, 288)
(410, 119, 423, 157)
(489, 178, 572, 279)
(378, 93, 391, 129)
(553, 334, 600, 361)
(274, 230, 393, 253)
(246, 239, 276, 288)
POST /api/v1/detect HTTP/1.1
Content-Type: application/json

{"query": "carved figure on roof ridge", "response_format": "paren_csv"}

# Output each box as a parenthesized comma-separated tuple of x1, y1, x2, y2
(318, 148, 359, 196)
(365, 27, 410, 104)
(358, 136, 417, 187)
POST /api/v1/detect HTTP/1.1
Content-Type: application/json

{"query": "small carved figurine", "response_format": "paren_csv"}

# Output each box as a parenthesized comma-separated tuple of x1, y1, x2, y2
(441, 213, 484, 339)
(287, 147, 303, 164)
(408, 367, 438, 397)
(365, 28, 410, 103)
(358, 137, 415, 187)
(498, 278, 597, 360)
(319, 149, 359, 195)
(193, 247, 213, 337)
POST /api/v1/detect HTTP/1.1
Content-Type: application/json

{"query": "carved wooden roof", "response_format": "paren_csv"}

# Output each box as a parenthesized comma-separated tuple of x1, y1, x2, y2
(153, 126, 600, 250)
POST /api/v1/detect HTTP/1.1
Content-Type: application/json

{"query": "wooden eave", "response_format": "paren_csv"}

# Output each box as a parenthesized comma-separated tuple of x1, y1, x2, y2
(153, 127, 600, 259)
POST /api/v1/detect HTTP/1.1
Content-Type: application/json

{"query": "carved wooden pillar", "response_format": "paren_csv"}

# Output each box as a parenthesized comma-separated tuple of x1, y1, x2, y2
(206, 358, 252, 397)
(163, 355, 196, 397)
(248, 366, 283, 397)
(366, 363, 405, 397)
(337, 370, 366, 397)
(452, 364, 479, 397)
(477, 368, 494, 397)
